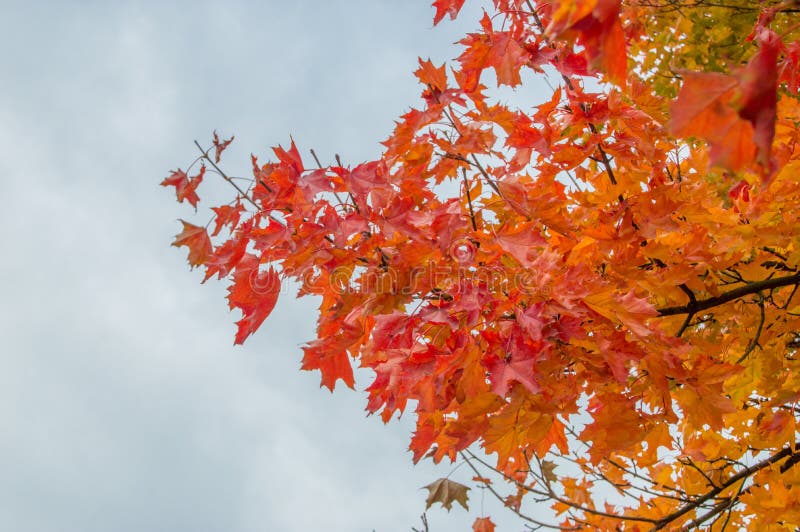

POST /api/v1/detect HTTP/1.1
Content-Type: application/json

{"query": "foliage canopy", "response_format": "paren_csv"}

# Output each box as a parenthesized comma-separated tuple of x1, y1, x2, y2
(164, 1, 800, 528)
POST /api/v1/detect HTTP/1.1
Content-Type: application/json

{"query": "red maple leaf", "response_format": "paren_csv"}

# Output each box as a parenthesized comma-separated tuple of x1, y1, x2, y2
(738, 28, 781, 170)
(458, 12, 529, 88)
(301, 338, 355, 391)
(227, 255, 280, 345)
(484, 352, 540, 396)
(161, 166, 205, 208)
(172, 220, 213, 267)
(432, 0, 465, 25)
(546, 0, 627, 85)
(669, 71, 757, 171)
(210, 203, 244, 237)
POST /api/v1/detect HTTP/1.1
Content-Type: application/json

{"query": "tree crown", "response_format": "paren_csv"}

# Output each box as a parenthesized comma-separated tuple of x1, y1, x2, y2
(164, 1, 800, 528)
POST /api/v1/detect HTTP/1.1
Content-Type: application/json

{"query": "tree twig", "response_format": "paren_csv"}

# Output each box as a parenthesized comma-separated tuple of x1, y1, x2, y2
(462, 169, 478, 231)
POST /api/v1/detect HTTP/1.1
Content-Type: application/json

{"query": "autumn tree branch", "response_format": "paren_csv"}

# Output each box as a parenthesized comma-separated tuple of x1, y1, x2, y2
(651, 441, 800, 530)
(462, 169, 478, 231)
(463, 450, 661, 526)
(459, 450, 578, 531)
(657, 273, 800, 316)
(195, 140, 258, 211)
(526, 1, 619, 188)
(736, 297, 766, 363)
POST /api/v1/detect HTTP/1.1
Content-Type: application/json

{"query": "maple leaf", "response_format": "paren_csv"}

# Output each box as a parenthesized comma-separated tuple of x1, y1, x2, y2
(161, 166, 205, 208)
(423, 478, 469, 511)
(202, 237, 247, 282)
(583, 289, 657, 337)
(416, 58, 448, 92)
(226, 255, 280, 345)
(738, 28, 781, 170)
(458, 12, 529, 87)
(210, 203, 244, 237)
(496, 224, 545, 270)
(172, 220, 213, 267)
(345, 160, 387, 197)
(272, 138, 304, 175)
(484, 352, 540, 396)
(212, 130, 234, 163)
(669, 71, 740, 140)
(431, 0, 465, 26)
(472, 517, 496, 532)
(670, 48, 781, 174)
(546, 0, 627, 85)
(541, 460, 558, 483)
(301, 338, 355, 391)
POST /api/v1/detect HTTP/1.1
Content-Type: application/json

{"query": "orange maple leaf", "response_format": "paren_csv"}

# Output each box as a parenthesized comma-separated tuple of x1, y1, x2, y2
(431, 0, 465, 26)
(161, 166, 205, 208)
(226, 255, 280, 345)
(172, 220, 213, 267)
(473, 517, 496, 532)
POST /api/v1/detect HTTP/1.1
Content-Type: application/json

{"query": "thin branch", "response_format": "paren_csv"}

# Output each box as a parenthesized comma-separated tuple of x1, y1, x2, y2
(308, 148, 323, 168)
(195, 141, 258, 210)
(557, 453, 687, 503)
(458, 451, 574, 531)
(561, 424, 689, 497)
(682, 476, 747, 531)
(463, 450, 660, 525)
(309, 148, 349, 209)
(439, 106, 504, 197)
(195, 140, 288, 228)
(469, 154, 503, 197)
(780, 283, 799, 310)
(736, 297, 765, 364)
(462, 169, 478, 231)
(411, 513, 429, 532)
(680, 457, 719, 490)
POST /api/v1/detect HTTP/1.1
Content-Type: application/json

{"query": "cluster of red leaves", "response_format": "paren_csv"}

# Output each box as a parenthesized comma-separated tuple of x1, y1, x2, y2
(165, 0, 800, 528)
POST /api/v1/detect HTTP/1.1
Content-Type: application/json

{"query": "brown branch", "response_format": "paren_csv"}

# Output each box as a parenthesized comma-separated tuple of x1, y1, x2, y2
(194, 140, 287, 228)
(461, 169, 478, 231)
(681, 476, 747, 531)
(657, 273, 800, 316)
(309, 148, 351, 211)
(561, 424, 690, 499)
(652, 441, 800, 530)
(736, 297, 765, 364)
(195, 140, 258, 210)
(469, 153, 503, 197)
(439, 106, 503, 197)
(555, 451, 689, 504)
(675, 284, 697, 337)
(780, 283, 799, 310)
(680, 457, 719, 490)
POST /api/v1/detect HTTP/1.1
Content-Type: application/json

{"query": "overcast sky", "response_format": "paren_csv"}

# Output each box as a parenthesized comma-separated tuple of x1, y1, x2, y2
(0, 1, 547, 530)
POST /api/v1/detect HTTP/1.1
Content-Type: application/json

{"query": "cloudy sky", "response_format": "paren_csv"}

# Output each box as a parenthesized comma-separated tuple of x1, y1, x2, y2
(0, 1, 547, 530)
